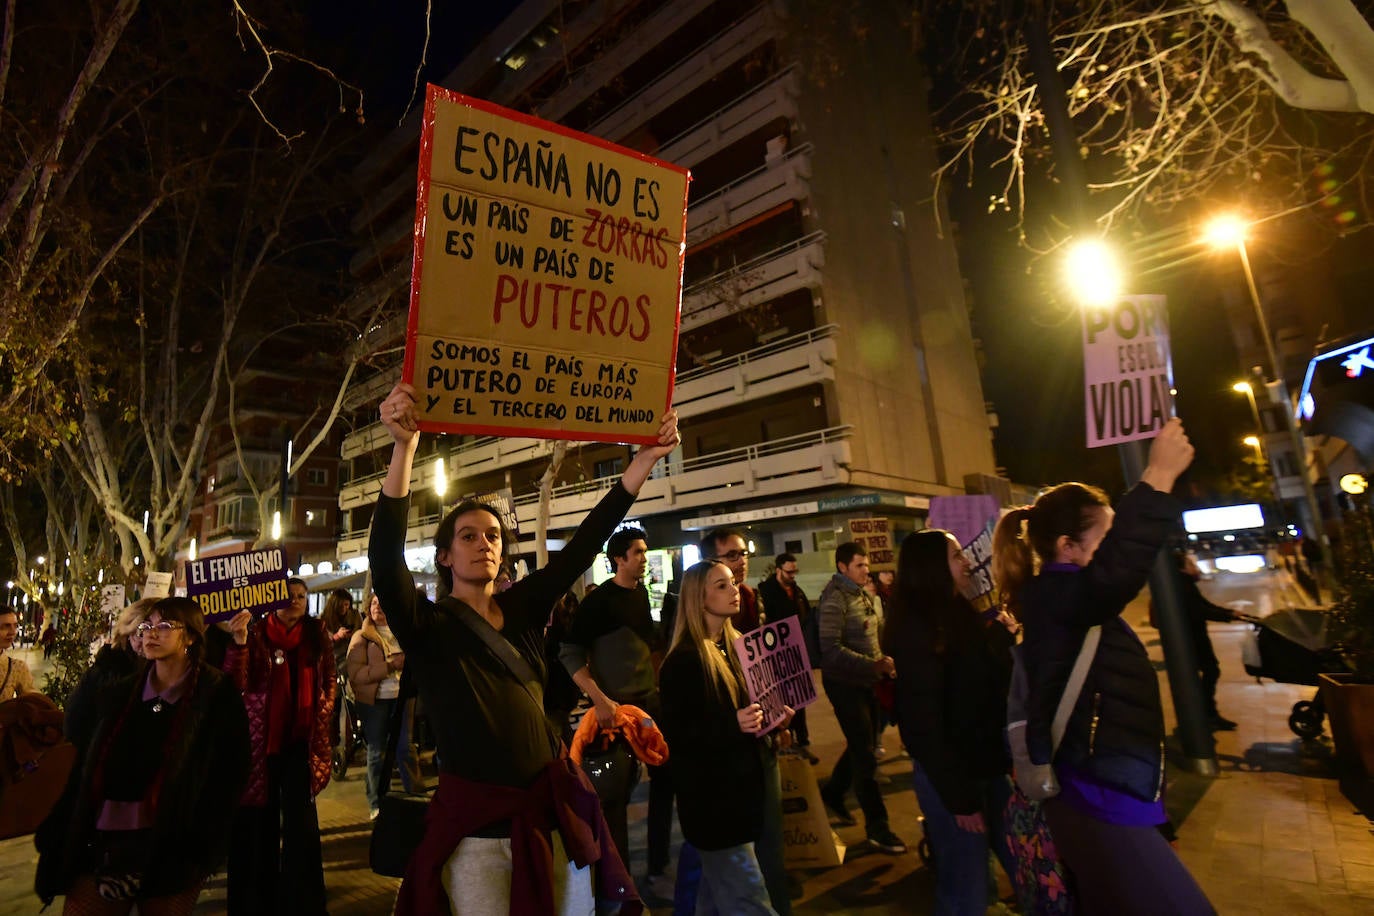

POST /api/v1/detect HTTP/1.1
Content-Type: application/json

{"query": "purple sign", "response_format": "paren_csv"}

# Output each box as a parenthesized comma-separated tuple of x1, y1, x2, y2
(186, 546, 289, 622)
(928, 494, 1001, 548)
(929, 495, 1003, 614)
(734, 618, 817, 735)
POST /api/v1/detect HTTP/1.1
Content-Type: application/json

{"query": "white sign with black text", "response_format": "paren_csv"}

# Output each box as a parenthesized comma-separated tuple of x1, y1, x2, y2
(1082, 294, 1175, 448)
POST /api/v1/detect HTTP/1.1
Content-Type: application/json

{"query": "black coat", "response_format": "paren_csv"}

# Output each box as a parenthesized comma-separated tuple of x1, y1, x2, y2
(886, 609, 1013, 815)
(1020, 484, 1179, 802)
(658, 644, 769, 850)
(35, 663, 251, 902)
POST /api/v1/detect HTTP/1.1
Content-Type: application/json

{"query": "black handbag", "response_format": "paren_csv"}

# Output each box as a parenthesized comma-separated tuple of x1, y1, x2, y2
(367, 596, 557, 877)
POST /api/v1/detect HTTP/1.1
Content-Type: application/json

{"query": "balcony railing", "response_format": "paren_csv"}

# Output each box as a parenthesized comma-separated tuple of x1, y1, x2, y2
(686, 143, 811, 248)
(589, 3, 784, 144)
(660, 67, 801, 170)
(681, 231, 826, 332)
(336, 424, 854, 562)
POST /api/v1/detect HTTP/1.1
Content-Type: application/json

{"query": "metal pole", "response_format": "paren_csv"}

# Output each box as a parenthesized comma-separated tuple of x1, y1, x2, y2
(1235, 241, 1327, 545)
(1025, 15, 1216, 774)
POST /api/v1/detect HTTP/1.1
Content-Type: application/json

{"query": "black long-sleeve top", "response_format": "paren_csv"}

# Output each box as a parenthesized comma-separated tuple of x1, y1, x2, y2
(368, 481, 635, 788)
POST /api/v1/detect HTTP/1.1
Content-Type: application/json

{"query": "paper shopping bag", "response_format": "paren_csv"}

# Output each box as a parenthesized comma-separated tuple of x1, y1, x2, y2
(778, 751, 845, 868)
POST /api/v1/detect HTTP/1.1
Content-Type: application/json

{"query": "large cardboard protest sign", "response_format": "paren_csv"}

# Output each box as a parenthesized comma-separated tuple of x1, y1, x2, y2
(405, 85, 691, 445)
(733, 618, 817, 735)
(929, 494, 1002, 614)
(847, 517, 894, 572)
(1083, 295, 1176, 448)
(185, 547, 289, 623)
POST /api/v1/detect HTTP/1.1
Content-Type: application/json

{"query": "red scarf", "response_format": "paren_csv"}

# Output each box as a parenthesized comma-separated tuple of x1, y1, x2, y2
(263, 612, 317, 756)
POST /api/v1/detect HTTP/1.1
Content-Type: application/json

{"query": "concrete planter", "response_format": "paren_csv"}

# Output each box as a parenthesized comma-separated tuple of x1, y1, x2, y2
(1319, 672, 1374, 778)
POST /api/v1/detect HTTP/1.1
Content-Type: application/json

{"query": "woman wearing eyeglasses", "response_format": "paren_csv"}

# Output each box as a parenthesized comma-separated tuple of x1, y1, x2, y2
(221, 576, 336, 915)
(35, 597, 250, 914)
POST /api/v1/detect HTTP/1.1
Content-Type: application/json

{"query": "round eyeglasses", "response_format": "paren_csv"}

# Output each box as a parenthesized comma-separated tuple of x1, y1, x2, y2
(136, 621, 185, 634)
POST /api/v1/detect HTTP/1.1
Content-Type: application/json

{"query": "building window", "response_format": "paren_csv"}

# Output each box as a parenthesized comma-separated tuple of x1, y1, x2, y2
(305, 509, 328, 528)
(306, 467, 328, 487)
(593, 457, 625, 479)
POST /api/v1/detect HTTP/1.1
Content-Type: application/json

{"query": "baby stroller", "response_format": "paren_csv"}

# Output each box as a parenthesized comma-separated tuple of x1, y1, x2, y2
(1240, 607, 1347, 739)
(332, 670, 366, 779)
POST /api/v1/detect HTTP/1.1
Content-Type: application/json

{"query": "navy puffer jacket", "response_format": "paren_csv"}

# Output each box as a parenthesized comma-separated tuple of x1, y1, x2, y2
(1020, 483, 1180, 802)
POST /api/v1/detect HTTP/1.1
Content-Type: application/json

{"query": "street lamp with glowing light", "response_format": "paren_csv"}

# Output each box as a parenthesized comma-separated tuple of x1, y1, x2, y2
(1205, 213, 1325, 542)
(433, 457, 448, 498)
(1063, 237, 1124, 307)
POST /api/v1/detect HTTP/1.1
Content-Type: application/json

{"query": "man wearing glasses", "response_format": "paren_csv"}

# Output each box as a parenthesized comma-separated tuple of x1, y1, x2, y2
(700, 529, 761, 633)
(757, 553, 818, 763)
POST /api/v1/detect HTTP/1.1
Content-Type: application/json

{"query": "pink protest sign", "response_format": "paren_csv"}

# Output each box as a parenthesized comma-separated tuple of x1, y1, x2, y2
(733, 618, 818, 734)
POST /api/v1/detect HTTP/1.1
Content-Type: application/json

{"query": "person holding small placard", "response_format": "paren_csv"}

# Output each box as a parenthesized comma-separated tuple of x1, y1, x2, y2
(658, 560, 795, 915)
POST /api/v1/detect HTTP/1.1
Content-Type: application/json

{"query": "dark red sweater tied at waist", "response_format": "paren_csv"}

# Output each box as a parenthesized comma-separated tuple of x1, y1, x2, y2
(395, 756, 643, 916)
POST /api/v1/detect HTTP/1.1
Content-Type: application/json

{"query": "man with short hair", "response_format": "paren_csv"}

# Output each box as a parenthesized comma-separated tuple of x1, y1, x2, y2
(700, 528, 761, 632)
(0, 608, 37, 699)
(817, 542, 905, 854)
(757, 553, 818, 762)
(560, 526, 673, 894)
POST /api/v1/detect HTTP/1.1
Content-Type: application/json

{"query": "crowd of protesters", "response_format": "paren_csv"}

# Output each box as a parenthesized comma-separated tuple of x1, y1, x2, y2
(0, 398, 1224, 916)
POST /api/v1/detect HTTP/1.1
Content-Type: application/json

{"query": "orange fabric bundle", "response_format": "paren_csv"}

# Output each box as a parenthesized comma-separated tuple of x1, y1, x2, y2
(569, 703, 669, 767)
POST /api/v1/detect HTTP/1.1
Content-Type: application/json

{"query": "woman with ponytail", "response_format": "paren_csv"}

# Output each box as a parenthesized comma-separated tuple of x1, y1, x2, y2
(35, 597, 250, 914)
(658, 560, 793, 915)
(884, 529, 1017, 915)
(991, 418, 1212, 915)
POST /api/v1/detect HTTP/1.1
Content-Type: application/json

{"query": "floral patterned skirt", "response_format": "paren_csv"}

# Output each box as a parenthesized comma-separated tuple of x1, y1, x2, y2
(1003, 784, 1075, 915)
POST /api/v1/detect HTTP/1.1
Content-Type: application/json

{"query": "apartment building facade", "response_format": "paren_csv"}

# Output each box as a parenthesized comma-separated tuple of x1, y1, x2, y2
(334, 0, 998, 585)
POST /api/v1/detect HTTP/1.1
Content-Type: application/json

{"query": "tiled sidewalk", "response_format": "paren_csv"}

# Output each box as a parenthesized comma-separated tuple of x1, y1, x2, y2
(1163, 620, 1374, 915)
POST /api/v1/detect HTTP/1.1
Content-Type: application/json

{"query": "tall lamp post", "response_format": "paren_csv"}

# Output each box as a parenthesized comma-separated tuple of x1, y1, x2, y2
(1205, 215, 1326, 544)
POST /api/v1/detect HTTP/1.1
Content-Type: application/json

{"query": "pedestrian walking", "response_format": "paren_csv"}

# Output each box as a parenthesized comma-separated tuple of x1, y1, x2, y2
(345, 592, 420, 819)
(885, 530, 1017, 915)
(990, 418, 1213, 915)
(817, 542, 906, 854)
(370, 381, 677, 915)
(35, 596, 250, 914)
(222, 578, 336, 915)
(41, 621, 57, 662)
(658, 560, 792, 916)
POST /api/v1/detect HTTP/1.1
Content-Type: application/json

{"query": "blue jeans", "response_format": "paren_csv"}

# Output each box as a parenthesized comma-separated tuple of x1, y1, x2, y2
(695, 843, 777, 915)
(910, 764, 1015, 916)
(357, 697, 417, 810)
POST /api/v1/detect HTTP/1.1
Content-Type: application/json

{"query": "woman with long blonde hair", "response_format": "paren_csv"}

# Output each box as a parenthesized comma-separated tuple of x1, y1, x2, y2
(658, 560, 792, 915)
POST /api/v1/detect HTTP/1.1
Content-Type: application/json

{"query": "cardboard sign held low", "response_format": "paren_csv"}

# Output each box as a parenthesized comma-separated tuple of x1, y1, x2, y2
(778, 753, 845, 868)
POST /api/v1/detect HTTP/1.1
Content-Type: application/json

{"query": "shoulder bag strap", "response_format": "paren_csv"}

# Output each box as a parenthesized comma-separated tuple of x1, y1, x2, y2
(437, 596, 542, 701)
(437, 596, 561, 755)
(1050, 624, 1102, 754)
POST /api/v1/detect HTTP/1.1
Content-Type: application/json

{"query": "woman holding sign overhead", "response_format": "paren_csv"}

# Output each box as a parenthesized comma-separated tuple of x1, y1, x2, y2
(658, 560, 794, 916)
(370, 381, 677, 916)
